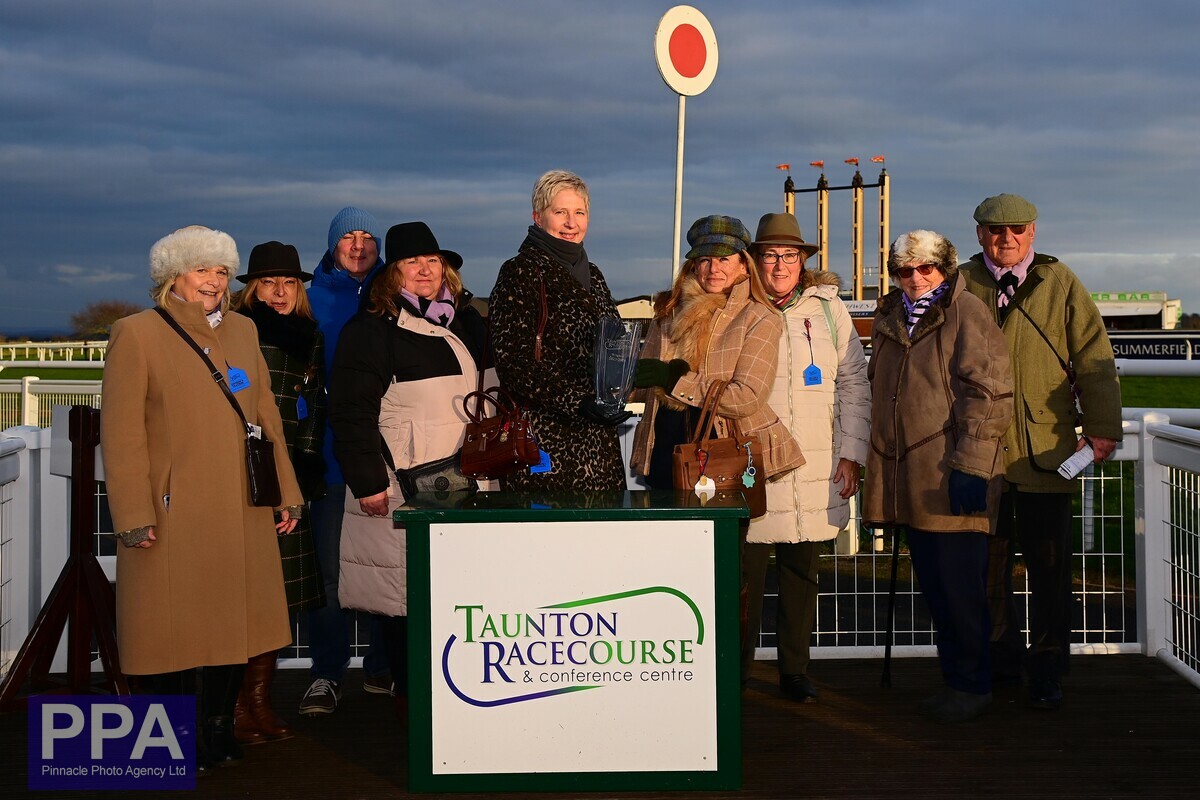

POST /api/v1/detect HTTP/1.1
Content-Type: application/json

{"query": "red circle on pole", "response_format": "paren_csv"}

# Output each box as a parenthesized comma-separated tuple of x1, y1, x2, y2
(668, 24, 706, 78)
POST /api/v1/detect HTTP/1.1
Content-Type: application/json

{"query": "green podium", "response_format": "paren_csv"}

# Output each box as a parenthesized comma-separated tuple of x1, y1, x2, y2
(394, 489, 746, 793)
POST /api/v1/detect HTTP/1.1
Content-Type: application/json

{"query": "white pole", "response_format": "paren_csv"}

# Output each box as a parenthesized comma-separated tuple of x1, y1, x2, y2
(672, 93, 686, 279)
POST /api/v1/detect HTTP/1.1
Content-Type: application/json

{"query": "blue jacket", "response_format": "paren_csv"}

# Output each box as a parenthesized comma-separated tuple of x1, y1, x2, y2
(309, 251, 384, 484)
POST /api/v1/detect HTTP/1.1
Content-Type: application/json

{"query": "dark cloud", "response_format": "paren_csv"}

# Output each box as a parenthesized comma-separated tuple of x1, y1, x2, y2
(1, 0, 1197, 334)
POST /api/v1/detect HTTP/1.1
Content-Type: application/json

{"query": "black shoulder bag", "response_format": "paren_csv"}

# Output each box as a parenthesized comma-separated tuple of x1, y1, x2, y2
(155, 308, 282, 507)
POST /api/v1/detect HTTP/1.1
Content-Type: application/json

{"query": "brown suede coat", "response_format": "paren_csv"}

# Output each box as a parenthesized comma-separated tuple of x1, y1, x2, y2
(862, 274, 1014, 534)
(101, 297, 300, 674)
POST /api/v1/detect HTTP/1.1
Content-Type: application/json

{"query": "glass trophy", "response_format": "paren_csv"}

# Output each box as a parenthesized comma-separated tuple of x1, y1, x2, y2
(593, 317, 644, 415)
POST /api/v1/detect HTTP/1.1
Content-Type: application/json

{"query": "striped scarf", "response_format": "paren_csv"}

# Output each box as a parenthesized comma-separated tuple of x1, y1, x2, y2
(901, 282, 950, 335)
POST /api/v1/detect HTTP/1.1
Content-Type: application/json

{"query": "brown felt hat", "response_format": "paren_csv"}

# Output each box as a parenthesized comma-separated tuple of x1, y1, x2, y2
(751, 213, 819, 256)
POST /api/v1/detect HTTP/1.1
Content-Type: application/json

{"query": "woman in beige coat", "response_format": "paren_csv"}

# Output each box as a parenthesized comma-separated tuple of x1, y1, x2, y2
(101, 225, 303, 770)
(742, 214, 871, 702)
(630, 215, 803, 490)
(863, 230, 1013, 723)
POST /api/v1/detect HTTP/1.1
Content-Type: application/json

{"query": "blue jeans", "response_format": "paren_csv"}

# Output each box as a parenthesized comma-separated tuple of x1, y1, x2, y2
(305, 485, 388, 682)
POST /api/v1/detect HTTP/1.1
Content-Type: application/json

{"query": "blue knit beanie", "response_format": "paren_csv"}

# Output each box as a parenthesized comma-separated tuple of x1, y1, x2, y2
(326, 206, 382, 254)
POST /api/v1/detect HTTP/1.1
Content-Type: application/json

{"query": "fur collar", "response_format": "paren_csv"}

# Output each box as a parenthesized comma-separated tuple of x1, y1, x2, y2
(236, 303, 317, 360)
(653, 275, 750, 410)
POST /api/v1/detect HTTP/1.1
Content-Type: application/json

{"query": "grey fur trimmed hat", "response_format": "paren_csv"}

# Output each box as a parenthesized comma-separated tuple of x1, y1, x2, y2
(149, 225, 239, 286)
(887, 229, 959, 281)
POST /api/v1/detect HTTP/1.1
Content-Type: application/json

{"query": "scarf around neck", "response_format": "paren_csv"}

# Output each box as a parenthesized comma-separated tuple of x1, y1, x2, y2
(401, 285, 456, 326)
(901, 281, 950, 335)
(525, 224, 591, 289)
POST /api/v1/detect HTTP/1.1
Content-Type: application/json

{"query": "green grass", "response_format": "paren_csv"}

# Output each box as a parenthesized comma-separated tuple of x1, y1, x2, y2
(1119, 376, 1200, 408)
(0, 367, 103, 381)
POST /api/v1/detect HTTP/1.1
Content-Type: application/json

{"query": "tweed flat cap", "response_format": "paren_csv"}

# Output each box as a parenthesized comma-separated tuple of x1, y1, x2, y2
(973, 194, 1038, 225)
(685, 215, 751, 259)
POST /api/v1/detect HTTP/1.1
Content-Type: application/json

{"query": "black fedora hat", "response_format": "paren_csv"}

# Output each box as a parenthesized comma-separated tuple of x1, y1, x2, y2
(385, 222, 463, 271)
(237, 241, 312, 283)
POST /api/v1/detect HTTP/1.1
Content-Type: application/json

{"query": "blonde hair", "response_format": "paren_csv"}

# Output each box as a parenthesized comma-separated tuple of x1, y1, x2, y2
(230, 277, 314, 319)
(152, 270, 232, 314)
(653, 251, 774, 319)
(532, 170, 590, 215)
(367, 256, 465, 318)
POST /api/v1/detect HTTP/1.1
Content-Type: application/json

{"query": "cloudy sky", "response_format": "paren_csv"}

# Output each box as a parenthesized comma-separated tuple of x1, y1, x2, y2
(2, 0, 1197, 335)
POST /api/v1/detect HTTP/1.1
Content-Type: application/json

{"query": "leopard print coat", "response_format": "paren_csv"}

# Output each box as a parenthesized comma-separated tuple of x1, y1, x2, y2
(489, 239, 625, 492)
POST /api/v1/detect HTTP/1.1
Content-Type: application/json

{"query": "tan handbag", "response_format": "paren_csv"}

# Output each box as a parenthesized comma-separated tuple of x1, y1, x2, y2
(671, 380, 767, 518)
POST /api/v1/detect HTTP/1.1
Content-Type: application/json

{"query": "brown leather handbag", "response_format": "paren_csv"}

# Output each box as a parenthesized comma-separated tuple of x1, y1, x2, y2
(459, 387, 541, 480)
(672, 380, 767, 518)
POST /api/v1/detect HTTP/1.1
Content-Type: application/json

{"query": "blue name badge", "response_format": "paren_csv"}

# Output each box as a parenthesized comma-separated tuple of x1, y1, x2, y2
(803, 364, 823, 386)
(227, 366, 250, 393)
(529, 449, 552, 474)
(296, 395, 309, 420)
(29, 695, 197, 791)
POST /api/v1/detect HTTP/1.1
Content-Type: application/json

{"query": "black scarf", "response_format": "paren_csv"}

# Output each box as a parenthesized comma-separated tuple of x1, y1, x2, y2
(237, 303, 318, 361)
(524, 224, 591, 289)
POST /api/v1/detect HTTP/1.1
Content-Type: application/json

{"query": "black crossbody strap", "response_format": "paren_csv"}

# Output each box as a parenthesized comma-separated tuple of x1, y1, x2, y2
(154, 307, 252, 433)
(1008, 301, 1083, 425)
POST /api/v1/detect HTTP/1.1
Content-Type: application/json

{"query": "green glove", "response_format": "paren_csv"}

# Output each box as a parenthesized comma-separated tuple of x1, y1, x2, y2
(634, 358, 689, 391)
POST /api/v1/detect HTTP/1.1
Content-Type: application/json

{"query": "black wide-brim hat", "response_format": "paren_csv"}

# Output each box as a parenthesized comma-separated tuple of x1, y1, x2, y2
(237, 241, 313, 283)
(385, 221, 463, 270)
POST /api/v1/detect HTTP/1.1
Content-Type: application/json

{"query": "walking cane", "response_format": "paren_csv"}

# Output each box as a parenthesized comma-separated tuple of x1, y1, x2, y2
(881, 527, 900, 688)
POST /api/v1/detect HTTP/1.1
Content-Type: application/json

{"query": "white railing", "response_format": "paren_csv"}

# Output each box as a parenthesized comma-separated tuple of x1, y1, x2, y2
(0, 379, 103, 430)
(0, 341, 108, 362)
(1, 406, 1198, 682)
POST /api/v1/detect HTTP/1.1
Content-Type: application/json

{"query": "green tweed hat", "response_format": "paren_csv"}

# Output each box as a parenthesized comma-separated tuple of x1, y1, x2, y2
(685, 215, 751, 259)
(973, 193, 1038, 225)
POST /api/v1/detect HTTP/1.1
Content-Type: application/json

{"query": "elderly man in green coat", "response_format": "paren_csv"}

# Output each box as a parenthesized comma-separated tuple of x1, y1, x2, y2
(959, 194, 1121, 711)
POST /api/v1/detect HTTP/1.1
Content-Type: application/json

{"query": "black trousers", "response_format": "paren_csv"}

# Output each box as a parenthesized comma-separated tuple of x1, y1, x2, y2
(384, 615, 410, 698)
(987, 489, 1074, 683)
(908, 529, 991, 694)
(741, 541, 820, 678)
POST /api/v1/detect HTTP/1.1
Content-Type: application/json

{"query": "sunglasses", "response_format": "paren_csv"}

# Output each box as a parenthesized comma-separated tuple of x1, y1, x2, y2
(889, 264, 938, 279)
(985, 224, 1028, 235)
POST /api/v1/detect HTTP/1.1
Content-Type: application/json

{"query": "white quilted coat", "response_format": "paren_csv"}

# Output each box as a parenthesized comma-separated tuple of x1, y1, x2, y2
(748, 275, 871, 543)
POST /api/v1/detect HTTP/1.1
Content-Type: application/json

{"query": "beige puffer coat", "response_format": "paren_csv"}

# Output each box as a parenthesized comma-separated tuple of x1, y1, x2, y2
(749, 271, 871, 544)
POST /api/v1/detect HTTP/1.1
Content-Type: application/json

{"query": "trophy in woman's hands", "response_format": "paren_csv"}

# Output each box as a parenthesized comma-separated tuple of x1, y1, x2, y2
(593, 317, 644, 416)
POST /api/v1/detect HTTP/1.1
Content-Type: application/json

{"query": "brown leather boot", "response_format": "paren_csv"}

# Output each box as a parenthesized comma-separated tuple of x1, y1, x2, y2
(247, 651, 293, 741)
(233, 690, 266, 746)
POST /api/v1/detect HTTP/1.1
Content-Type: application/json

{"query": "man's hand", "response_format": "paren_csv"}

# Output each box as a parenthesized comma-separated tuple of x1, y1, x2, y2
(1082, 436, 1119, 463)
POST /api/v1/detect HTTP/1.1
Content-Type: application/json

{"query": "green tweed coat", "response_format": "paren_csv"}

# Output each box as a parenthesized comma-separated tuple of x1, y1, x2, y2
(959, 254, 1122, 493)
(238, 303, 327, 612)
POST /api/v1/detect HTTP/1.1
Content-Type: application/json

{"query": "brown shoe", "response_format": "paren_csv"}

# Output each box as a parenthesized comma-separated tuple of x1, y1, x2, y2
(245, 651, 293, 741)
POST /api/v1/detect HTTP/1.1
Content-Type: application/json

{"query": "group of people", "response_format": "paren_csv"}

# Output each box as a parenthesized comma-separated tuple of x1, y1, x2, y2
(98, 170, 1120, 778)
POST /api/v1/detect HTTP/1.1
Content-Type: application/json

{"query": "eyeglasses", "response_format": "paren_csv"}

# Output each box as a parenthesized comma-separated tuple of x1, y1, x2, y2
(985, 224, 1028, 235)
(889, 264, 938, 279)
(759, 251, 802, 265)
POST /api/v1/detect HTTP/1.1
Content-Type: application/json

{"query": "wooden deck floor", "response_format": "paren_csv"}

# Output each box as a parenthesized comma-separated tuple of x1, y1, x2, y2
(3, 655, 1198, 799)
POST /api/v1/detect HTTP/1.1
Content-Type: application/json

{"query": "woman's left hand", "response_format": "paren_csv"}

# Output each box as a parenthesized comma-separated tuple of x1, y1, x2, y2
(275, 508, 298, 535)
(832, 458, 861, 500)
(359, 491, 390, 517)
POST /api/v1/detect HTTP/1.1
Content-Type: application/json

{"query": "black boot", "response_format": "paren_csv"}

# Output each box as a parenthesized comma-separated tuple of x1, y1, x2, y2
(205, 716, 244, 766)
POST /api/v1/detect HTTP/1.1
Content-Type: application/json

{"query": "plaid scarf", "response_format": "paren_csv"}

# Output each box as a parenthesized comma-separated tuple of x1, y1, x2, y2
(901, 282, 950, 335)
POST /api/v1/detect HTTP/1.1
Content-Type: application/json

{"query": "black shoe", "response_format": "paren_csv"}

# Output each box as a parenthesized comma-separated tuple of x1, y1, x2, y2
(1028, 679, 1063, 710)
(779, 674, 818, 703)
(206, 716, 244, 766)
(928, 690, 992, 723)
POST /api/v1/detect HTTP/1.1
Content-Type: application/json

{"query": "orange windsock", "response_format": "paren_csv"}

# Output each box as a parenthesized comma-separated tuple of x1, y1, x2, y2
(810, 160, 824, 168)
(776, 163, 790, 171)
(844, 158, 860, 166)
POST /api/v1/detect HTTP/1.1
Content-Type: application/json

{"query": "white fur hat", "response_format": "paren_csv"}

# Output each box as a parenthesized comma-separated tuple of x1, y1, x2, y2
(149, 225, 239, 286)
